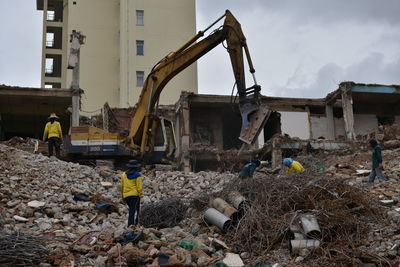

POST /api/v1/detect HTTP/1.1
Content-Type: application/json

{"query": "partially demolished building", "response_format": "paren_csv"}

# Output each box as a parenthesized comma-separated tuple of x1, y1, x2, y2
(1, 81, 399, 172)
(171, 81, 400, 171)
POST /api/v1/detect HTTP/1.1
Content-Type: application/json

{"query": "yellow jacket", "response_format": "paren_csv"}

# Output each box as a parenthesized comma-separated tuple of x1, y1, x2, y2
(43, 121, 63, 141)
(288, 161, 305, 173)
(121, 171, 144, 198)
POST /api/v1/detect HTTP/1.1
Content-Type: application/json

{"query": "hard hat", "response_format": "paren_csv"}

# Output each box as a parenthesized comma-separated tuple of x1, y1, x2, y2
(282, 158, 293, 167)
(48, 113, 59, 119)
(126, 159, 140, 168)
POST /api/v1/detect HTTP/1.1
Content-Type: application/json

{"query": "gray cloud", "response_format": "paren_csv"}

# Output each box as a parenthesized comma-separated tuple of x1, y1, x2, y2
(275, 53, 400, 98)
(0, 0, 399, 101)
(197, 0, 400, 26)
(0, 1, 42, 87)
(196, 1, 400, 98)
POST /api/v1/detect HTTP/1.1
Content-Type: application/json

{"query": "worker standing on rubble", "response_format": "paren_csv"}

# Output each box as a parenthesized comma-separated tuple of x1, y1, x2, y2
(282, 158, 305, 173)
(121, 160, 144, 226)
(238, 159, 261, 179)
(43, 113, 63, 158)
(368, 138, 385, 184)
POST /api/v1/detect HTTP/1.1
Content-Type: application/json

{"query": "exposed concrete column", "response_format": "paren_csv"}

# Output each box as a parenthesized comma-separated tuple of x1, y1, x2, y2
(256, 128, 264, 149)
(71, 92, 80, 127)
(340, 84, 356, 140)
(180, 98, 191, 173)
(305, 106, 312, 139)
(119, 0, 130, 107)
(69, 31, 85, 127)
(325, 104, 335, 140)
(271, 138, 282, 169)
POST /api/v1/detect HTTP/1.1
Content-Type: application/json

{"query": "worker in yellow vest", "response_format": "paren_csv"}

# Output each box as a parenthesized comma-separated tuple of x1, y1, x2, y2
(43, 113, 63, 158)
(283, 158, 305, 173)
(121, 160, 144, 226)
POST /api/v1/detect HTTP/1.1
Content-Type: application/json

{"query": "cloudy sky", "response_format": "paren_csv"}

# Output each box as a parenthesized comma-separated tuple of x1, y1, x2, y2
(1, 0, 399, 99)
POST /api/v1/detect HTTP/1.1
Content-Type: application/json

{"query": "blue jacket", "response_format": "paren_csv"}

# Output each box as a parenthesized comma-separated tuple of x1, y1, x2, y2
(239, 162, 258, 178)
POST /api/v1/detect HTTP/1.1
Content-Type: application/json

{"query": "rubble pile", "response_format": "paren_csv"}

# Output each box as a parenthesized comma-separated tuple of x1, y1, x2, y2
(142, 170, 235, 204)
(0, 144, 239, 266)
(0, 144, 124, 235)
(2, 131, 400, 266)
(195, 173, 384, 266)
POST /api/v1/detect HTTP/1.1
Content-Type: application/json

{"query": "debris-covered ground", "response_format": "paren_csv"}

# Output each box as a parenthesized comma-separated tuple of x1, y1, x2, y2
(1, 129, 400, 266)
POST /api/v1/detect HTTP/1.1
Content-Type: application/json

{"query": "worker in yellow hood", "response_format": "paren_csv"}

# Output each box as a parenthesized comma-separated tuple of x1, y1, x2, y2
(283, 158, 305, 173)
(43, 113, 63, 158)
(121, 160, 144, 226)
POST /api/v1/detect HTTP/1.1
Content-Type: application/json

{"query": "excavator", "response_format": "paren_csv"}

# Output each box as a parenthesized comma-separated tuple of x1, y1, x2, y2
(66, 10, 270, 163)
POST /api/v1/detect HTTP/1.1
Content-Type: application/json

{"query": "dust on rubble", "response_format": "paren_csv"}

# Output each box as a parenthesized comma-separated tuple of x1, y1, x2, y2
(1, 134, 400, 266)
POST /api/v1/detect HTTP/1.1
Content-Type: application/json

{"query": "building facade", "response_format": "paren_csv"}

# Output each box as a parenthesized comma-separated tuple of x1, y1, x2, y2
(36, 0, 198, 113)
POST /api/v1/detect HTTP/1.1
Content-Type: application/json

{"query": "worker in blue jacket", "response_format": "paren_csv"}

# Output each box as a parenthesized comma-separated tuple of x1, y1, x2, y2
(368, 138, 385, 184)
(239, 159, 261, 179)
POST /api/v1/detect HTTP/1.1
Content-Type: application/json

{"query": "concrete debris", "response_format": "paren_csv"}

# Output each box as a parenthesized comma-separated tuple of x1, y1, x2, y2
(100, 181, 113, 188)
(27, 200, 46, 208)
(223, 252, 244, 267)
(2, 125, 400, 266)
(13, 215, 29, 222)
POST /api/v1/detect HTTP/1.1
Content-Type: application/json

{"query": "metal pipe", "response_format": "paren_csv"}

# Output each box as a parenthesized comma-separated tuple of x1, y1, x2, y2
(300, 214, 321, 239)
(210, 198, 238, 220)
(204, 208, 231, 231)
(251, 73, 258, 86)
(290, 239, 320, 253)
(227, 191, 249, 211)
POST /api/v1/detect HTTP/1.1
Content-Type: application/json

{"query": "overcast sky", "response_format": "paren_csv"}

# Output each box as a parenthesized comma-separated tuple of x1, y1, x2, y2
(1, 0, 399, 99)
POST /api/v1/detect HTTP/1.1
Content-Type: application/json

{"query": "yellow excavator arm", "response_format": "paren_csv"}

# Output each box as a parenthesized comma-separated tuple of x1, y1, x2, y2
(128, 10, 270, 155)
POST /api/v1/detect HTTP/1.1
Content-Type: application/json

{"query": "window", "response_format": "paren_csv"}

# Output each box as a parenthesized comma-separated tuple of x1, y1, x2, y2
(136, 71, 144, 87)
(44, 84, 53, 88)
(46, 33, 55, 47)
(45, 58, 54, 74)
(136, 40, 144, 55)
(47, 10, 55, 21)
(136, 10, 144, 25)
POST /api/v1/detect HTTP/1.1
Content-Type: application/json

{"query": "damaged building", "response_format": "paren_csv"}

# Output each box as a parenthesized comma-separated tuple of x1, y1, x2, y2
(1, 81, 399, 172)
(0, 84, 79, 140)
(171, 81, 400, 171)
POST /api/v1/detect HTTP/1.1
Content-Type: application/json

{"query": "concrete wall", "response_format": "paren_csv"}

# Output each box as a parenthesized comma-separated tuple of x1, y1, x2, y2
(280, 111, 310, 139)
(66, 0, 120, 113)
(354, 114, 378, 135)
(310, 116, 328, 139)
(125, 0, 197, 107)
(334, 118, 346, 138)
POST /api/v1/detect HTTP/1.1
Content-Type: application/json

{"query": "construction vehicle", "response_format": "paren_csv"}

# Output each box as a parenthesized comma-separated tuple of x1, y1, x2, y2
(65, 10, 270, 163)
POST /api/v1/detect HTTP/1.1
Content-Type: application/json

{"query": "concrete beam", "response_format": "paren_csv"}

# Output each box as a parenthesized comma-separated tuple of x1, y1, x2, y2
(0, 86, 74, 98)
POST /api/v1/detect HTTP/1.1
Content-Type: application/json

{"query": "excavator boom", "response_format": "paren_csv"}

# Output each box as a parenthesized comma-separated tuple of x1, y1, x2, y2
(128, 10, 270, 154)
